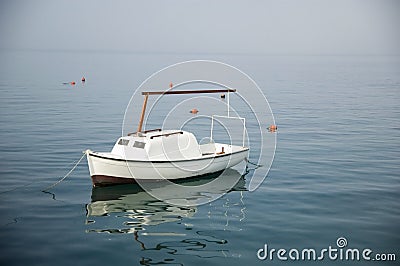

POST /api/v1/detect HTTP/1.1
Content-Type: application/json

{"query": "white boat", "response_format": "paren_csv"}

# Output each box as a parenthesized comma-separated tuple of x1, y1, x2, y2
(86, 89, 249, 186)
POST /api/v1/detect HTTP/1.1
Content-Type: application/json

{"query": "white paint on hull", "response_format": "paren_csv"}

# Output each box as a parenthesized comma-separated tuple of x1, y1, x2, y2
(86, 145, 248, 181)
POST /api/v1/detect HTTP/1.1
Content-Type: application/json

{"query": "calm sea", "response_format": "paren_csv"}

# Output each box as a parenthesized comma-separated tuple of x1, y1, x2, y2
(0, 50, 399, 265)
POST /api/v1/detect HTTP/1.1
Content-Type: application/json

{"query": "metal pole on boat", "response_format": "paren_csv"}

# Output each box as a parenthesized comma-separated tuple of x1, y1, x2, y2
(242, 118, 246, 147)
(137, 93, 149, 132)
(210, 115, 214, 141)
(227, 90, 230, 117)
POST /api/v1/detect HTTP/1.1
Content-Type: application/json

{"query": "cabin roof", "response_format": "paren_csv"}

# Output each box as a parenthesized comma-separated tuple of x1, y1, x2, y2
(114, 130, 201, 160)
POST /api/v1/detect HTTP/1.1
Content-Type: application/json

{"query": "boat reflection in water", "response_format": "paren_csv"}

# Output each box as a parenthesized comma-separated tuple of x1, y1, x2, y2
(85, 168, 247, 263)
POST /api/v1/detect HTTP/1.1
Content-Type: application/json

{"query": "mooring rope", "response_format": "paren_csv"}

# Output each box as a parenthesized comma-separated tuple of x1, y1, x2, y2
(244, 158, 263, 175)
(244, 157, 262, 168)
(42, 152, 86, 192)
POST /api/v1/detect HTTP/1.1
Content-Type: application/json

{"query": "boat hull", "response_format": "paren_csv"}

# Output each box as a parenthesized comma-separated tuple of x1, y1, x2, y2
(86, 148, 248, 187)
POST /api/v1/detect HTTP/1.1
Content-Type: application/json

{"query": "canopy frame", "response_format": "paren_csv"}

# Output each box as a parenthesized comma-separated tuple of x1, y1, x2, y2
(137, 89, 236, 132)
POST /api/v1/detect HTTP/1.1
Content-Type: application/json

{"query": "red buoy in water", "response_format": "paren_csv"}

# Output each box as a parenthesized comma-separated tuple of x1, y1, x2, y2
(169, 82, 173, 88)
(268, 124, 277, 132)
(190, 108, 199, 114)
(70, 81, 76, 85)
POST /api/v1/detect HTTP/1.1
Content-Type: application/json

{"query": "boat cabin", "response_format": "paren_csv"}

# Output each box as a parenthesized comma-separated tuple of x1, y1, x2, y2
(111, 129, 214, 161)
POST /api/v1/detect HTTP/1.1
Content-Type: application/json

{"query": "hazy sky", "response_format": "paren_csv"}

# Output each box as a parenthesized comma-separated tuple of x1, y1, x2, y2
(0, 0, 399, 55)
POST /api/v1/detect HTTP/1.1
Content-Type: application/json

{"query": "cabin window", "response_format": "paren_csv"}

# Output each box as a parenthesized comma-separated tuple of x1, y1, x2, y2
(118, 139, 129, 146)
(133, 141, 146, 149)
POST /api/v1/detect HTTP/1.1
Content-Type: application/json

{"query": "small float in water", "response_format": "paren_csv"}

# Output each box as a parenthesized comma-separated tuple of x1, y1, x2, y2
(267, 124, 277, 132)
(189, 108, 199, 114)
(85, 88, 249, 187)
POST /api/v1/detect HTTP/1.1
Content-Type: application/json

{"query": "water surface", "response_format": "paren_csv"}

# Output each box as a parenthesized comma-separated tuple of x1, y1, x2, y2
(0, 51, 399, 265)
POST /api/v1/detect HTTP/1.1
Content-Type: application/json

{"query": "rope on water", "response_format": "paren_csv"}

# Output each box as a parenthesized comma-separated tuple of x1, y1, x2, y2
(42, 152, 86, 192)
(244, 157, 262, 168)
(244, 158, 263, 174)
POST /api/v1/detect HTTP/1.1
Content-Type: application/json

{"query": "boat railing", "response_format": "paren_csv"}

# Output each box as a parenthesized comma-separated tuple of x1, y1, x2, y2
(128, 128, 162, 136)
(150, 131, 184, 139)
(143, 128, 162, 134)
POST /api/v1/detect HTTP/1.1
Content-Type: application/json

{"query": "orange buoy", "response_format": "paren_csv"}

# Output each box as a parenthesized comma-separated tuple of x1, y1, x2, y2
(190, 108, 199, 114)
(70, 81, 76, 85)
(169, 82, 173, 88)
(268, 124, 277, 132)
(81, 76, 86, 82)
